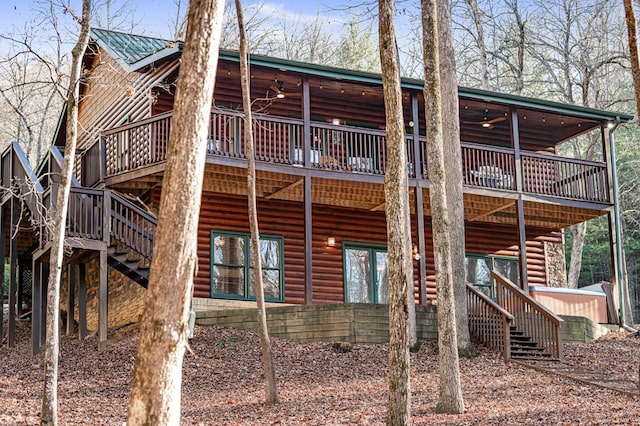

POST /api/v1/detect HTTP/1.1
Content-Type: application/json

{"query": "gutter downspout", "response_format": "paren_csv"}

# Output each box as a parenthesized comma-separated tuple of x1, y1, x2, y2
(608, 118, 636, 331)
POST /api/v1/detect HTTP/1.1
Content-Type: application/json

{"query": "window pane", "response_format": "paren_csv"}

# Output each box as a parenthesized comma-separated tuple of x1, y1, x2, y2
(260, 239, 280, 268)
(212, 265, 245, 296)
(494, 259, 519, 285)
(376, 251, 389, 304)
(465, 257, 492, 297)
(213, 235, 245, 265)
(345, 248, 371, 303)
(249, 270, 281, 299)
(465, 257, 491, 286)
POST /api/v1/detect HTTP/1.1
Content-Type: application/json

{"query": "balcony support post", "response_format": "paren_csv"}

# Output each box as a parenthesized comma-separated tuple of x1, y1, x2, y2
(78, 263, 88, 341)
(31, 258, 42, 355)
(414, 186, 427, 305)
(302, 78, 311, 167)
(98, 248, 108, 351)
(510, 107, 529, 291)
(510, 107, 523, 192)
(0, 204, 5, 344)
(304, 174, 313, 305)
(66, 264, 76, 336)
(8, 195, 18, 347)
(411, 93, 422, 180)
(515, 194, 529, 293)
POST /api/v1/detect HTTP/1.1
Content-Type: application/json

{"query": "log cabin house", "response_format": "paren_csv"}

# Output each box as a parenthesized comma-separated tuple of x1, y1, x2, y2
(0, 28, 632, 360)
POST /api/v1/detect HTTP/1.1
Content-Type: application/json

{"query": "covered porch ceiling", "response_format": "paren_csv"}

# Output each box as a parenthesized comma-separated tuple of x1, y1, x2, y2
(208, 58, 607, 152)
(198, 163, 607, 230)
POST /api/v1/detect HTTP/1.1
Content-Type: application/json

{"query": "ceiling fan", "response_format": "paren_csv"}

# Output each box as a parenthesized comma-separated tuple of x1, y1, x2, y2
(463, 115, 507, 129)
(269, 79, 301, 99)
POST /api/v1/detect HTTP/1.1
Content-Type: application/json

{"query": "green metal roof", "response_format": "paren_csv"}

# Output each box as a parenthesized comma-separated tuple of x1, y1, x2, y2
(88, 28, 633, 123)
(90, 28, 182, 72)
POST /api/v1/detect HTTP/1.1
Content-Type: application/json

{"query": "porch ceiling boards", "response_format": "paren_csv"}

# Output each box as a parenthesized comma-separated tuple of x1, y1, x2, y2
(200, 163, 607, 229)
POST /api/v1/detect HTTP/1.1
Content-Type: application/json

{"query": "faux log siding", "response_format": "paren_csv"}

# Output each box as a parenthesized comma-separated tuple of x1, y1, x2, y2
(158, 189, 561, 305)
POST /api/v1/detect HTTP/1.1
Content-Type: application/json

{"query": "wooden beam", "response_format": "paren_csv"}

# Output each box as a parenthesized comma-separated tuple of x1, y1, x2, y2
(411, 93, 423, 180)
(78, 263, 88, 341)
(98, 249, 108, 351)
(370, 201, 386, 211)
(265, 178, 303, 199)
(67, 264, 76, 336)
(64, 237, 106, 251)
(516, 195, 529, 292)
(469, 201, 516, 222)
(304, 175, 313, 305)
(414, 186, 427, 306)
(8, 197, 18, 347)
(0, 205, 5, 344)
(31, 260, 41, 355)
(17, 257, 25, 316)
(40, 263, 48, 348)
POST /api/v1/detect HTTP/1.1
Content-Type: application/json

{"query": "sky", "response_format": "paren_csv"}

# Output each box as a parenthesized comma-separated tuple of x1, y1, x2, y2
(0, 0, 353, 42)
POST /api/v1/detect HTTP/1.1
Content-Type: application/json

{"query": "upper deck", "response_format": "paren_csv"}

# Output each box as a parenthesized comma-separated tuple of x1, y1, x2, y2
(68, 48, 630, 231)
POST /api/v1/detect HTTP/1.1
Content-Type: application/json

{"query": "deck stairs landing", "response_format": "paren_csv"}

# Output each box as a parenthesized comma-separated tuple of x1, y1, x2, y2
(4, 142, 156, 289)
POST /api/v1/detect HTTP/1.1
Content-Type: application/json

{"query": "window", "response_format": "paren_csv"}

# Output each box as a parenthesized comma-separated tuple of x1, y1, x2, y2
(343, 243, 388, 303)
(211, 231, 284, 302)
(465, 254, 519, 298)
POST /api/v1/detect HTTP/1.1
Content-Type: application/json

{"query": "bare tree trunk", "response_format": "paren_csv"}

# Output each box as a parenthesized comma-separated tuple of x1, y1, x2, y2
(126, 1, 224, 424)
(437, 0, 471, 351)
(422, 0, 465, 415)
(567, 221, 587, 289)
(464, 0, 491, 90)
(235, 0, 278, 405)
(378, 0, 413, 423)
(623, 0, 640, 122)
(41, 2, 91, 424)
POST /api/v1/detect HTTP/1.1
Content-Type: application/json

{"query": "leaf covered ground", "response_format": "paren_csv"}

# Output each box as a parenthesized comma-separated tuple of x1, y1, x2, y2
(1, 320, 638, 425)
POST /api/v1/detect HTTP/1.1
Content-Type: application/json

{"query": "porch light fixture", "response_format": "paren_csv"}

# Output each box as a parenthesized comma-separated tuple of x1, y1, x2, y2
(275, 80, 286, 98)
(332, 118, 341, 125)
(327, 236, 336, 247)
(412, 244, 421, 261)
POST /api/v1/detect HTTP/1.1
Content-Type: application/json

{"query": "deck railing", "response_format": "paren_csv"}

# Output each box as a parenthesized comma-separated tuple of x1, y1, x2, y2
(493, 270, 563, 359)
(66, 187, 104, 240)
(522, 152, 609, 203)
(99, 109, 611, 204)
(466, 283, 514, 361)
(110, 191, 156, 267)
(462, 142, 516, 190)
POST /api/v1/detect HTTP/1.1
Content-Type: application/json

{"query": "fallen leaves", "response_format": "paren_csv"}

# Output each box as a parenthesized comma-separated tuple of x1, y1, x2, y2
(0, 321, 638, 425)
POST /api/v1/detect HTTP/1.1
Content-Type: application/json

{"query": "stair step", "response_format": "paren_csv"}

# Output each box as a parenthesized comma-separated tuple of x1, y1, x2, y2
(511, 344, 546, 351)
(511, 340, 540, 348)
(511, 354, 554, 360)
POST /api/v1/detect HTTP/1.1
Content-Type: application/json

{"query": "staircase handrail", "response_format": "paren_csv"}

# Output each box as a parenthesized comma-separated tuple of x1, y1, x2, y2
(492, 270, 563, 359)
(109, 190, 157, 263)
(49, 145, 81, 187)
(466, 283, 514, 361)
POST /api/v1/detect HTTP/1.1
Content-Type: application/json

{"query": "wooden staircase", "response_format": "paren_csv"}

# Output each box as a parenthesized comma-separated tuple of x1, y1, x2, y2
(106, 245, 150, 286)
(509, 325, 554, 360)
(467, 271, 564, 362)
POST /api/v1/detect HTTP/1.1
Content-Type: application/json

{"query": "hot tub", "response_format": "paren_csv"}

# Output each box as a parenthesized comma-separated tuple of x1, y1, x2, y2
(528, 286, 608, 324)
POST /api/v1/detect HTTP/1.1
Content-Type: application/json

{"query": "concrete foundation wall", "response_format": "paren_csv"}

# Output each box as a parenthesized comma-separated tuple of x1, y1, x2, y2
(196, 303, 438, 344)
